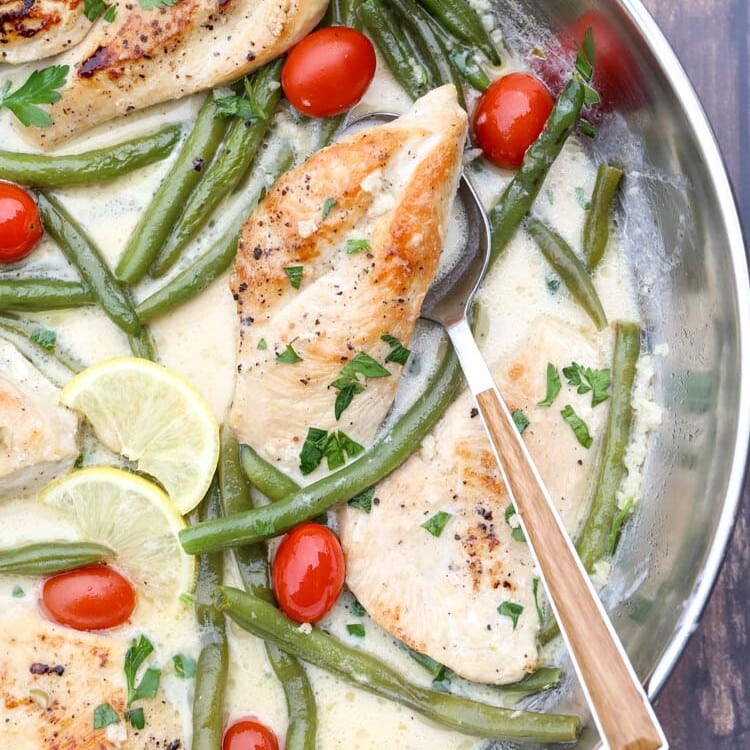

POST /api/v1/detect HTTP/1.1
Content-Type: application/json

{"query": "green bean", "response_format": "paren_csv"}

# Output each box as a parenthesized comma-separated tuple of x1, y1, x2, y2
(577, 322, 641, 571)
(240, 443, 300, 502)
(128, 326, 158, 362)
(136, 147, 294, 324)
(415, 0, 500, 64)
(37, 192, 141, 335)
(583, 163, 624, 271)
(219, 586, 581, 743)
(220, 426, 317, 750)
(501, 666, 561, 695)
(0, 278, 92, 311)
(192, 479, 229, 750)
(525, 216, 607, 331)
(489, 77, 585, 262)
(152, 62, 284, 277)
(0, 541, 114, 575)
(116, 96, 228, 284)
(0, 313, 84, 372)
(0, 126, 180, 188)
(323, 0, 359, 27)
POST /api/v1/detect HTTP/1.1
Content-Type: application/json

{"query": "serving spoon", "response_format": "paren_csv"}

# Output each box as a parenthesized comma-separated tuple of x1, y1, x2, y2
(350, 111, 668, 750)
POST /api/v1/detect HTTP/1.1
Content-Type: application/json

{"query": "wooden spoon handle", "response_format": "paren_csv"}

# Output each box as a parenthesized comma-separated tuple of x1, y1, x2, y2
(475, 386, 667, 750)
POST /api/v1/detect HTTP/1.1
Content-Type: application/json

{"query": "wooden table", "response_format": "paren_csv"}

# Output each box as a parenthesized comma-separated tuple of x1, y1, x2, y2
(641, 1, 750, 747)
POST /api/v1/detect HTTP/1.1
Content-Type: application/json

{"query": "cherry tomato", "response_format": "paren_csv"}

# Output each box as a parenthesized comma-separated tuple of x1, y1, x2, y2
(272, 523, 345, 623)
(223, 719, 279, 750)
(473, 73, 554, 170)
(0, 182, 42, 263)
(40, 565, 136, 631)
(282, 26, 376, 118)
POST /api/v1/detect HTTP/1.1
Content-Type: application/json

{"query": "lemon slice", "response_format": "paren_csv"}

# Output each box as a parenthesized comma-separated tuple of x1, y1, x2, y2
(41, 467, 195, 601)
(60, 357, 219, 514)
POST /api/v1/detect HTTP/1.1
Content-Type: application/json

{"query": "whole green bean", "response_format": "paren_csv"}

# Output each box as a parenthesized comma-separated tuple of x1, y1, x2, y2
(152, 62, 284, 277)
(192, 479, 229, 750)
(324, 0, 359, 25)
(0, 541, 114, 575)
(489, 77, 585, 262)
(37, 192, 141, 335)
(583, 163, 624, 271)
(0, 313, 84, 372)
(136, 147, 294, 324)
(577, 322, 641, 571)
(116, 96, 228, 284)
(501, 666, 562, 695)
(128, 326, 158, 362)
(219, 586, 581, 743)
(240, 443, 300, 502)
(415, 0, 500, 64)
(0, 278, 92, 311)
(0, 126, 180, 188)
(220, 426, 317, 750)
(525, 216, 607, 331)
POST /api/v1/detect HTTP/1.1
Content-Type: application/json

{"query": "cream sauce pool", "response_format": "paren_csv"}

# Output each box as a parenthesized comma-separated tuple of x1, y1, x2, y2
(0, 26, 655, 750)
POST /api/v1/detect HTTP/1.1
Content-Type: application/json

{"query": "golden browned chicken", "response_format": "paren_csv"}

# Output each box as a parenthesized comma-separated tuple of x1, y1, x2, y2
(229, 86, 468, 481)
(23, 0, 328, 146)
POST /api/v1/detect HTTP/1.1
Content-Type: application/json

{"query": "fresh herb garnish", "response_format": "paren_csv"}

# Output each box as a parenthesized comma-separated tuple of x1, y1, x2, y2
(104, 4, 117, 20)
(608, 497, 634, 556)
(276, 338, 303, 364)
(431, 669, 452, 693)
(137, 0, 181, 10)
(538, 363, 561, 406)
(350, 598, 366, 617)
(545, 275, 560, 294)
(532, 577, 543, 623)
(298, 427, 363, 475)
(257, 338, 267, 351)
(179, 591, 195, 607)
(346, 623, 365, 637)
(0, 65, 69, 128)
(504, 505, 525, 543)
(421, 511, 452, 538)
(124, 707, 145, 730)
(574, 186, 591, 210)
(449, 50, 490, 91)
(124, 635, 161, 707)
(299, 427, 329, 475)
(30, 328, 56, 351)
(283, 265, 303, 290)
(497, 601, 524, 630)
(579, 120, 597, 139)
(331, 351, 391, 419)
(93, 703, 120, 729)
(407, 647, 445, 678)
(213, 75, 268, 122)
(344, 238, 371, 255)
(512, 409, 529, 434)
(12, 585, 24, 598)
(562, 362, 611, 406)
(560, 405, 593, 448)
(348, 487, 374, 513)
(84, 0, 116, 21)
(574, 27, 600, 133)
(380, 334, 411, 365)
(172, 653, 196, 679)
(322, 198, 337, 219)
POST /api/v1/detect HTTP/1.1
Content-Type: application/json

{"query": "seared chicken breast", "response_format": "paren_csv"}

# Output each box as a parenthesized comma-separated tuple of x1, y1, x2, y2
(0, 0, 90, 63)
(0, 340, 78, 497)
(24, 0, 327, 146)
(339, 317, 609, 684)
(0, 613, 183, 749)
(229, 86, 468, 481)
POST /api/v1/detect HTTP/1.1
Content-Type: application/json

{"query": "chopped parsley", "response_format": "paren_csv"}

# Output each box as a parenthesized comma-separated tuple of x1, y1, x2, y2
(11, 585, 24, 598)
(344, 238, 371, 255)
(532, 577, 543, 622)
(298, 427, 363, 475)
(179, 591, 195, 607)
(213, 75, 268, 122)
(421, 511, 452, 538)
(608, 497, 634, 556)
(283, 265, 303, 290)
(407, 647, 445, 678)
(124, 635, 161, 707)
(579, 120, 597, 139)
(276, 338, 303, 364)
(497, 601, 524, 630)
(322, 198, 337, 219)
(346, 623, 365, 637)
(0, 65, 69, 128)
(504, 505, 525, 543)
(124, 707, 145, 730)
(431, 669, 452, 693)
(545, 275, 560, 294)
(348, 487, 374, 513)
(562, 362, 611, 406)
(30, 328, 56, 351)
(350, 598, 366, 617)
(137, 0, 181, 7)
(574, 186, 591, 211)
(512, 409, 529, 434)
(172, 653, 197, 679)
(574, 27, 600, 131)
(331, 351, 391, 420)
(560, 405, 593, 448)
(449, 49, 490, 92)
(381, 334, 410, 365)
(538, 363, 561, 406)
(93, 703, 120, 729)
(257, 338, 267, 351)
(84, 0, 115, 21)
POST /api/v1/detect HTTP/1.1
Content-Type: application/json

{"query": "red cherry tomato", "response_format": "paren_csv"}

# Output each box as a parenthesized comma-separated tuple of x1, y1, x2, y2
(272, 523, 345, 623)
(473, 73, 554, 170)
(282, 26, 376, 118)
(40, 566, 136, 631)
(223, 719, 279, 750)
(0, 182, 42, 263)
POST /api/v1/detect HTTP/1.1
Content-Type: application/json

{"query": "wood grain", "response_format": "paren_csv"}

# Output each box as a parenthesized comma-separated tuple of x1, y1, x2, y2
(641, 1, 750, 748)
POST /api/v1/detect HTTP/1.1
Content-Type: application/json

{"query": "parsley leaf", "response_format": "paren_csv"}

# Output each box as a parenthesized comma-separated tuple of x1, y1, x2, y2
(12, 585, 24, 598)
(213, 95, 257, 120)
(84, 0, 115, 21)
(512, 409, 529, 434)
(498, 601, 524, 630)
(560, 405, 593, 448)
(30, 328, 56, 351)
(322, 198, 337, 219)
(104, 4, 117, 20)
(346, 623, 365, 637)
(562, 362, 611, 406)
(299, 427, 329, 475)
(257, 338, 267, 351)
(545, 275, 560, 294)
(407, 647, 445, 678)
(608, 497, 634, 556)
(124, 635, 161, 707)
(343, 352, 391, 379)
(350, 598, 366, 617)
(449, 49, 490, 91)
(124, 707, 145, 730)
(381, 334, 411, 365)
(348, 487, 374, 513)
(421, 511, 452, 538)
(336, 430, 364, 460)
(431, 669, 452, 693)
(574, 186, 591, 210)
(333, 380, 364, 420)
(538, 363, 561, 406)
(504, 505, 526, 543)
(579, 119, 597, 139)
(283, 265, 303, 290)
(93, 703, 120, 729)
(276, 339, 303, 364)
(137, 0, 181, 10)
(575, 27, 595, 83)
(345, 238, 371, 255)
(331, 352, 390, 419)
(532, 577, 543, 623)
(0, 65, 69, 128)
(172, 653, 196, 679)
(299, 428, 363, 475)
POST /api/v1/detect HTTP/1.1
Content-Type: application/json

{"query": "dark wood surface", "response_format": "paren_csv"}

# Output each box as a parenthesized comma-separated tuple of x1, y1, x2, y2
(641, 1, 750, 748)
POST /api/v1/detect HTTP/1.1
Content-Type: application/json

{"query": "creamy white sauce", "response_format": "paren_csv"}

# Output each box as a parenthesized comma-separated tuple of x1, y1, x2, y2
(0, 18, 658, 749)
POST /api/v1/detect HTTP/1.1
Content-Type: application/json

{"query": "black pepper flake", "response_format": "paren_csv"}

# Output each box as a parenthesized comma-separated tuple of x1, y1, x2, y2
(167, 741, 182, 750)
(253, 247, 263, 260)
(373, 497, 380, 506)
(238, 282, 248, 293)
(470, 408, 479, 418)
(192, 158, 205, 172)
(30, 663, 64, 676)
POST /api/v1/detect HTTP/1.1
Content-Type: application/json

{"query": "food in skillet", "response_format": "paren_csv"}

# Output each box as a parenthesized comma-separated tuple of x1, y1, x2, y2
(0, 1, 656, 747)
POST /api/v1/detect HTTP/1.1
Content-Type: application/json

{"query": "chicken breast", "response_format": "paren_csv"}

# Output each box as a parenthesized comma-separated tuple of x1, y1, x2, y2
(0, 340, 78, 497)
(0, 0, 90, 63)
(339, 316, 610, 684)
(23, 0, 327, 146)
(0, 613, 183, 749)
(229, 86, 468, 481)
